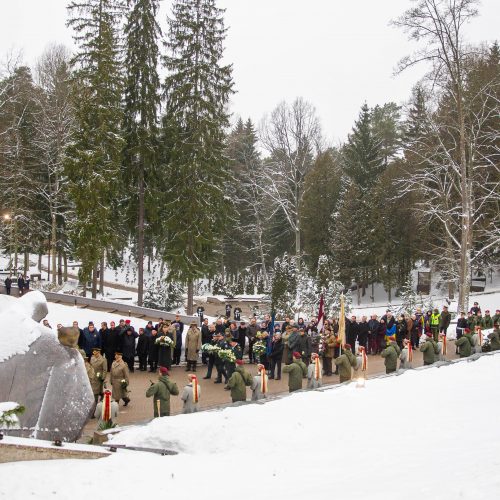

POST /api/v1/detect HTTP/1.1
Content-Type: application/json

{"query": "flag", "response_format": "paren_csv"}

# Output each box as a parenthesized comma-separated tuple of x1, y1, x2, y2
(317, 293, 325, 334)
(338, 294, 346, 349)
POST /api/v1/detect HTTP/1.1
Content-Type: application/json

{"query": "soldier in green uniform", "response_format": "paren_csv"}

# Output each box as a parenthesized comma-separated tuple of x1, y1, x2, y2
(227, 359, 252, 402)
(146, 366, 179, 417)
(334, 344, 357, 383)
(455, 329, 473, 358)
(381, 341, 401, 374)
(282, 352, 308, 392)
(419, 333, 438, 365)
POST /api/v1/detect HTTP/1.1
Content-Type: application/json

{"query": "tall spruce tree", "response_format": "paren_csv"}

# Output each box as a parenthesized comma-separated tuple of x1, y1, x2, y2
(123, 0, 162, 306)
(66, 0, 125, 296)
(343, 103, 384, 190)
(161, 0, 233, 314)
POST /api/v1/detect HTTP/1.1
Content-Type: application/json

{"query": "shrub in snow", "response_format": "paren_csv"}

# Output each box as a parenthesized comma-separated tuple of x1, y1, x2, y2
(144, 280, 184, 311)
(0, 402, 25, 429)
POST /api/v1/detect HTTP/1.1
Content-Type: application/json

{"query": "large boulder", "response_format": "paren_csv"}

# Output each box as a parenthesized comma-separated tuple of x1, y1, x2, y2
(0, 292, 94, 441)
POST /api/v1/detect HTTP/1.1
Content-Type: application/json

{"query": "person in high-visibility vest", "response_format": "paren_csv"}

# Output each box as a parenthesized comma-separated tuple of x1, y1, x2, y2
(430, 308, 441, 342)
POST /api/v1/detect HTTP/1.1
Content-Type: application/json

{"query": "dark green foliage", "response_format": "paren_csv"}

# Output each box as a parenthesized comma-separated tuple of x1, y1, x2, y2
(160, 0, 234, 287)
(342, 103, 384, 190)
(65, 0, 125, 281)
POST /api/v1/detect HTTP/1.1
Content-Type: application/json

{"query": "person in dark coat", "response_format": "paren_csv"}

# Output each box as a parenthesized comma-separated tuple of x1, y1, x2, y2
(238, 321, 248, 354)
(136, 327, 149, 371)
(144, 321, 154, 337)
(148, 329, 159, 372)
(246, 318, 259, 363)
(121, 327, 138, 372)
(234, 307, 242, 321)
(296, 328, 311, 366)
(201, 319, 212, 364)
(81, 322, 102, 358)
(368, 315, 380, 354)
(102, 321, 121, 371)
(225, 303, 232, 319)
(196, 305, 205, 325)
(214, 333, 229, 384)
(358, 316, 369, 350)
(347, 316, 359, 352)
(4, 276, 12, 295)
(268, 332, 284, 380)
(17, 275, 24, 296)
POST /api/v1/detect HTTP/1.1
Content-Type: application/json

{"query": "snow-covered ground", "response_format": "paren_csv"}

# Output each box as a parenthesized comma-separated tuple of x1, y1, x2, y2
(1, 352, 499, 498)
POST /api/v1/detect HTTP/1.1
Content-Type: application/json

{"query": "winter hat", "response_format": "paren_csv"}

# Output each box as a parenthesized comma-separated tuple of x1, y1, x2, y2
(125, 319, 131, 324)
(464, 328, 471, 334)
(344, 344, 352, 350)
(159, 366, 169, 375)
(236, 359, 244, 366)
(293, 352, 302, 359)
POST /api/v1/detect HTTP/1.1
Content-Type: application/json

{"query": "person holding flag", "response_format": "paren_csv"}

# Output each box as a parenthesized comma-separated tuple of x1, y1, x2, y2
(307, 352, 322, 389)
(94, 389, 119, 428)
(251, 364, 269, 401)
(181, 374, 201, 413)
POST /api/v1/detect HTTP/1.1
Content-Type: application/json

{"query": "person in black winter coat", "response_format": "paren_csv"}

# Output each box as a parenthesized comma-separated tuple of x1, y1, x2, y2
(368, 315, 380, 354)
(148, 329, 159, 372)
(238, 321, 248, 354)
(358, 316, 369, 350)
(347, 316, 360, 351)
(201, 319, 212, 364)
(102, 321, 122, 371)
(4, 276, 12, 295)
(297, 329, 312, 365)
(136, 328, 149, 371)
(121, 328, 138, 372)
(17, 275, 25, 296)
(268, 333, 284, 380)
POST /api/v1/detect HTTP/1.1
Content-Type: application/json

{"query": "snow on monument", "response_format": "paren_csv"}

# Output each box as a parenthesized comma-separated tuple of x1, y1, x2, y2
(0, 291, 94, 441)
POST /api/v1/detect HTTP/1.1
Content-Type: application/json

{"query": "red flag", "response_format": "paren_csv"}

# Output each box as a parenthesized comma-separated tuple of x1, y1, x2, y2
(317, 293, 325, 334)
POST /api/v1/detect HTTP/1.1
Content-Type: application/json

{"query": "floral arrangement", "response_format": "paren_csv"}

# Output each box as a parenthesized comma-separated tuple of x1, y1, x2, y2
(201, 343, 221, 354)
(156, 335, 174, 347)
(120, 379, 128, 388)
(96, 372, 105, 382)
(217, 349, 236, 363)
(256, 330, 268, 340)
(252, 340, 267, 357)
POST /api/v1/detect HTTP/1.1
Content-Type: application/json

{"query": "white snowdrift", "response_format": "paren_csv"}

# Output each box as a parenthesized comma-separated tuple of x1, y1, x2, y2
(0, 291, 52, 362)
(1, 353, 500, 499)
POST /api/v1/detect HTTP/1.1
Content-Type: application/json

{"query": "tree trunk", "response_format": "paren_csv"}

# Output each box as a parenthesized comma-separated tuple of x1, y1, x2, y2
(448, 281, 455, 301)
(38, 252, 42, 273)
(24, 251, 29, 279)
(57, 251, 63, 285)
(51, 214, 57, 284)
(91, 263, 98, 299)
(47, 249, 51, 281)
(99, 253, 105, 295)
(63, 253, 68, 281)
(187, 279, 194, 315)
(457, 85, 472, 314)
(137, 168, 145, 306)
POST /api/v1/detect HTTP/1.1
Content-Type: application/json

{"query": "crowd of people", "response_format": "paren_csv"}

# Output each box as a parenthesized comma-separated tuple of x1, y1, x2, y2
(43, 301, 499, 424)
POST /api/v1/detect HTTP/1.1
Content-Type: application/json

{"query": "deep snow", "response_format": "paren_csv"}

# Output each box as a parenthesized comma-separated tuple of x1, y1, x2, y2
(1, 353, 499, 499)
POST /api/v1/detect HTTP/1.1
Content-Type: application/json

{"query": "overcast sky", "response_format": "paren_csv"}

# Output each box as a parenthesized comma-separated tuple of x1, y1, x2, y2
(1, 0, 498, 144)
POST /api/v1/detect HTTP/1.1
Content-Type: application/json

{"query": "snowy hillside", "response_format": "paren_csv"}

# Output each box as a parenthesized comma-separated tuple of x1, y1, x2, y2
(1, 353, 499, 499)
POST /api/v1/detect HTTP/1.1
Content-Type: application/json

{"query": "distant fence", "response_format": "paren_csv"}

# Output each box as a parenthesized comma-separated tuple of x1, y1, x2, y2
(0, 284, 195, 324)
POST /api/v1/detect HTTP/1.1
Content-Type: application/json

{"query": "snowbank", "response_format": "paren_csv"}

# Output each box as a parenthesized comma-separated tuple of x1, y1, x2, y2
(1, 353, 500, 499)
(0, 291, 50, 362)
